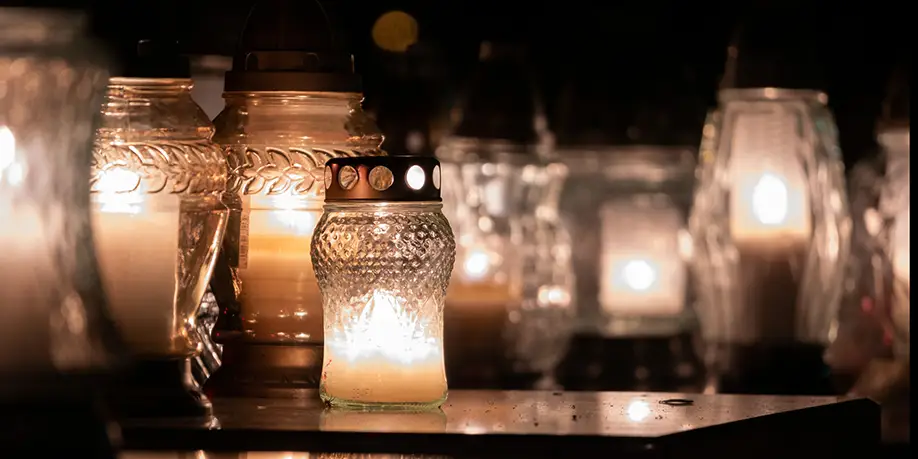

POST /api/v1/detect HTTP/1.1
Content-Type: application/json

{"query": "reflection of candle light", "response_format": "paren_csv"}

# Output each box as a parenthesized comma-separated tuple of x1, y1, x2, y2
(323, 290, 446, 404)
(626, 400, 651, 422)
(91, 168, 182, 356)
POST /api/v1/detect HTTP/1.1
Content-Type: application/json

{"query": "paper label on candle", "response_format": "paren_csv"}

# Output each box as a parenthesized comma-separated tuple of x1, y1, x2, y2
(238, 210, 250, 269)
(727, 110, 812, 246)
(599, 199, 686, 316)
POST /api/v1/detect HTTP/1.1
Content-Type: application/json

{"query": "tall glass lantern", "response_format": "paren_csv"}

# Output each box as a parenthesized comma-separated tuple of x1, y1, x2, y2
(691, 87, 851, 394)
(90, 39, 228, 422)
(690, 21, 851, 394)
(206, 0, 385, 397)
(1, 7, 123, 454)
(437, 42, 574, 389)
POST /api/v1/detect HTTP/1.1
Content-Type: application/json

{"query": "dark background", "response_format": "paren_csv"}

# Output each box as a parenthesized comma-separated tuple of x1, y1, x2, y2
(19, 0, 908, 165)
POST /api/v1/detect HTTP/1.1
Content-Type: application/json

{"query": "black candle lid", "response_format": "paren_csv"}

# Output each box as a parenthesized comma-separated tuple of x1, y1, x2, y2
(224, 0, 361, 93)
(324, 156, 441, 202)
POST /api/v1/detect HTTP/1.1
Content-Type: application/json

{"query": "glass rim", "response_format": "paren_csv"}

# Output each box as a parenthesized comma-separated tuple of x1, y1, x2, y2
(718, 87, 828, 105)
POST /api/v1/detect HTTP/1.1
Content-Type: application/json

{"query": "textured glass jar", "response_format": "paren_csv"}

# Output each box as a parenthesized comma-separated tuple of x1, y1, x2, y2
(312, 157, 455, 409)
(209, 91, 384, 390)
(689, 88, 851, 388)
(437, 137, 574, 388)
(559, 146, 696, 337)
(90, 77, 228, 363)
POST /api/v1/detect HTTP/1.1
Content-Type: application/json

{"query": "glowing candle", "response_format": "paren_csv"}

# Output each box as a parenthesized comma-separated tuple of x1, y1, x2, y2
(599, 200, 687, 316)
(728, 112, 811, 249)
(312, 156, 454, 408)
(323, 290, 446, 404)
(91, 168, 183, 356)
(237, 194, 323, 343)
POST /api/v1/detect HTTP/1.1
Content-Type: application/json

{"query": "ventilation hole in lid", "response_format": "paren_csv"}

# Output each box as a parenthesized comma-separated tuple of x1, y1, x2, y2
(369, 165, 395, 191)
(406, 165, 426, 190)
(432, 165, 441, 190)
(324, 166, 333, 189)
(338, 165, 359, 190)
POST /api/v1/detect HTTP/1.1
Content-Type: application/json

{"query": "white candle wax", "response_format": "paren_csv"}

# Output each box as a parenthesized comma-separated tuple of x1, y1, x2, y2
(599, 200, 686, 316)
(91, 183, 180, 357)
(323, 291, 446, 404)
(728, 112, 812, 248)
(237, 195, 323, 343)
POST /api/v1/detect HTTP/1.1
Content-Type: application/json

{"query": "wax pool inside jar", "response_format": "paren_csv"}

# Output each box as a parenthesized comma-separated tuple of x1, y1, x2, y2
(323, 291, 446, 404)
(237, 200, 323, 343)
(91, 196, 181, 357)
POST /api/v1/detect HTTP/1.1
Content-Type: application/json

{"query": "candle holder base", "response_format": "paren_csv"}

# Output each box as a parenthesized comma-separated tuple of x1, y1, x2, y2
(111, 357, 214, 425)
(320, 393, 448, 411)
(204, 343, 323, 398)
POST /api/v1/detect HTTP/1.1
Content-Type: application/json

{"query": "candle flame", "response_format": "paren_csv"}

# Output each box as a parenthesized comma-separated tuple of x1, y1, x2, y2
(622, 258, 658, 292)
(751, 172, 789, 225)
(335, 290, 438, 364)
(96, 168, 144, 214)
(462, 248, 492, 281)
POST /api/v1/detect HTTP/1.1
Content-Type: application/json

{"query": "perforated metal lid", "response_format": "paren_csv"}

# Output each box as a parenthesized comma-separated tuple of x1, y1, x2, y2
(324, 156, 441, 202)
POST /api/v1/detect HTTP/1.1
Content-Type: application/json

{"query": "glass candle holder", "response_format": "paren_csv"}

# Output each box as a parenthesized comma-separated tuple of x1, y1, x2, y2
(689, 88, 851, 394)
(1, 7, 122, 455)
(874, 126, 910, 358)
(312, 156, 455, 409)
(206, 0, 385, 396)
(436, 42, 574, 389)
(560, 146, 696, 336)
(90, 55, 229, 421)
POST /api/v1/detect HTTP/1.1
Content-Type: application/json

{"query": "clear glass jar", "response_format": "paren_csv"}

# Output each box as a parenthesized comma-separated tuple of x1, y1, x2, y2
(438, 137, 574, 387)
(90, 77, 228, 362)
(1, 4, 119, 381)
(1, 7, 122, 454)
(209, 92, 384, 388)
(689, 88, 851, 392)
(559, 146, 696, 337)
(312, 157, 455, 408)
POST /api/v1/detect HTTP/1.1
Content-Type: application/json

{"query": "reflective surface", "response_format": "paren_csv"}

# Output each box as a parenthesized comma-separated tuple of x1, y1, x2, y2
(119, 390, 878, 458)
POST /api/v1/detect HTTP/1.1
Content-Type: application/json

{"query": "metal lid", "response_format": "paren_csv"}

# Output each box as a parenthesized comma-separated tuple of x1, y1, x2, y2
(324, 156, 441, 202)
(224, 0, 361, 93)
